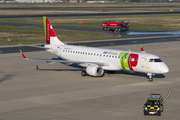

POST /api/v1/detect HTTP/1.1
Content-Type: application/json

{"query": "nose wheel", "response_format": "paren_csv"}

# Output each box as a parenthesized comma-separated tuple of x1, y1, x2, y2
(147, 73, 153, 82)
(147, 77, 153, 82)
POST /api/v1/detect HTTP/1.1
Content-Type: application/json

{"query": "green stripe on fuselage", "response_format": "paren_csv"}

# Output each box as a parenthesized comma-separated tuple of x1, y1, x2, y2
(43, 16, 46, 40)
(119, 52, 130, 70)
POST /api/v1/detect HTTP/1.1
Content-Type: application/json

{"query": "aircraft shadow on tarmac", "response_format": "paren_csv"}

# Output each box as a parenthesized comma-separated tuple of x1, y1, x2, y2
(114, 70, 165, 79)
(35, 57, 165, 78)
(0, 74, 16, 83)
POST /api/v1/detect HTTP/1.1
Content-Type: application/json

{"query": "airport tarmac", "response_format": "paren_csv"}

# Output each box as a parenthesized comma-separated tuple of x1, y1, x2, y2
(0, 39, 180, 120)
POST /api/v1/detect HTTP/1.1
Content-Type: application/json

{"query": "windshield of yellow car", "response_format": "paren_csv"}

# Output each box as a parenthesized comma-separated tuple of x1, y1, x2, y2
(146, 100, 160, 105)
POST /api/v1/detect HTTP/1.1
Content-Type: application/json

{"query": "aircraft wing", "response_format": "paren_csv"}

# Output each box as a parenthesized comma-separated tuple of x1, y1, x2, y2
(19, 49, 109, 66)
(27, 44, 47, 49)
(18, 44, 50, 49)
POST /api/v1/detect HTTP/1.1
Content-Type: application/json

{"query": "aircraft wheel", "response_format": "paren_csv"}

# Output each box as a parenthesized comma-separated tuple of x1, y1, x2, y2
(81, 71, 87, 76)
(107, 71, 115, 74)
(104, 28, 107, 31)
(147, 78, 153, 82)
(107, 28, 109, 31)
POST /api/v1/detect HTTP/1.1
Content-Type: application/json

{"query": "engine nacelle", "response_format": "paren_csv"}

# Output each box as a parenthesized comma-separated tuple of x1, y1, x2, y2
(86, 65, 104, 76)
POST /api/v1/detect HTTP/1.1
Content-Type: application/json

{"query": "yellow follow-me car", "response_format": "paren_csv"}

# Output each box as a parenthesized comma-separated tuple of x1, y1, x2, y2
(143, 94, 164, 116)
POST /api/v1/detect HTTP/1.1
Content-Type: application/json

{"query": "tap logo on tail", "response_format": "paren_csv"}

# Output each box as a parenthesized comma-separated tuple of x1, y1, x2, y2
(43, 17, 56, 44)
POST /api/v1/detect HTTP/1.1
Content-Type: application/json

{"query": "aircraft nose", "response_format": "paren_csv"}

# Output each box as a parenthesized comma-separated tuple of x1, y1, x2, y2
(161, 64, 169, 73)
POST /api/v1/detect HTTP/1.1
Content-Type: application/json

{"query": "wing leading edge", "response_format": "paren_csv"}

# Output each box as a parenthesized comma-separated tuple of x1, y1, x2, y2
(19, 49, 109, 66)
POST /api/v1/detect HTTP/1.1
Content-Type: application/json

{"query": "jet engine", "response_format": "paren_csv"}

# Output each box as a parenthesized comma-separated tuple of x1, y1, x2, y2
(86, 65, 104, 76)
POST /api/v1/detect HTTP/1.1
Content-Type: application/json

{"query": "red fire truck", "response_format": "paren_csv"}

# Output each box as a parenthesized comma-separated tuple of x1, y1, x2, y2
(102, 21, 129, 32)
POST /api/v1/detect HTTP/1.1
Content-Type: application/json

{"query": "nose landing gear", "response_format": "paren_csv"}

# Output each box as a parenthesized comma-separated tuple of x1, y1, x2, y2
(147, 73, 154, 82)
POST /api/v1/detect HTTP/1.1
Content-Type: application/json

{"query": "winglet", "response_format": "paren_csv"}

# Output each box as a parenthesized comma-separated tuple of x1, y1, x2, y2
(19, 49, 29, 60)
(140, 44, 145, 52)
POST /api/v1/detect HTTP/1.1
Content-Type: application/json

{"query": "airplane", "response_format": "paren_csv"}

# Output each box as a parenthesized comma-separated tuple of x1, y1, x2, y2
(20, 17, 169, 82)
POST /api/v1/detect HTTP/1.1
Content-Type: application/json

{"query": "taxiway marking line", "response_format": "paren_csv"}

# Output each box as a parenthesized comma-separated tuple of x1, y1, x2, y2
(148, 115, 154, 120)
(155, 82, 172, 103)
(148, 82, 172, 120)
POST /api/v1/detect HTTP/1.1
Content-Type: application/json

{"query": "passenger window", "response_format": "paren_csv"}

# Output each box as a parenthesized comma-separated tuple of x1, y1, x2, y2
(109, 55, 111, 57)
(112, 56, 114, 58)
(106, 55, 108, 57)
(97, 54, 99, 56)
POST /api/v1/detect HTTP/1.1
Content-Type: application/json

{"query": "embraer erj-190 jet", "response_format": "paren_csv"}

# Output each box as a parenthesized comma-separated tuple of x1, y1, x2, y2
(20, 17, 169, 82)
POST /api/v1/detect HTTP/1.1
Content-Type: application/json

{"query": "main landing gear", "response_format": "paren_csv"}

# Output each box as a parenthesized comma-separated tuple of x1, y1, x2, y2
(81, 70, 87, 76)
(107, 70, 115, 74)
(147, 73, 154, 82)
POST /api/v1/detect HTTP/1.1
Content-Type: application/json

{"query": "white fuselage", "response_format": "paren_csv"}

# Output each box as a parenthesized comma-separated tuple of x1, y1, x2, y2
(48, 44, 169, 74)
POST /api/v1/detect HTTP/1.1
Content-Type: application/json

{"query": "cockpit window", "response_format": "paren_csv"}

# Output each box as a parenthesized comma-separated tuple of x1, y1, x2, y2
(149, 59, 153, 62)
(149, 58, 163, 62)
(154, 59, 163, 62)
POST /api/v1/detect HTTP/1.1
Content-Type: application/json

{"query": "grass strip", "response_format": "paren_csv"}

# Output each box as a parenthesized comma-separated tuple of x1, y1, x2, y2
(1, 14, 180, 31)
(0, 25, 110, 46)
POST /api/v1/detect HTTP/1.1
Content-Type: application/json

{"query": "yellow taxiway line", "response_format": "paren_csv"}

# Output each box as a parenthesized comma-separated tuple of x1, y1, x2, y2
(148, 82, 172, 120)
